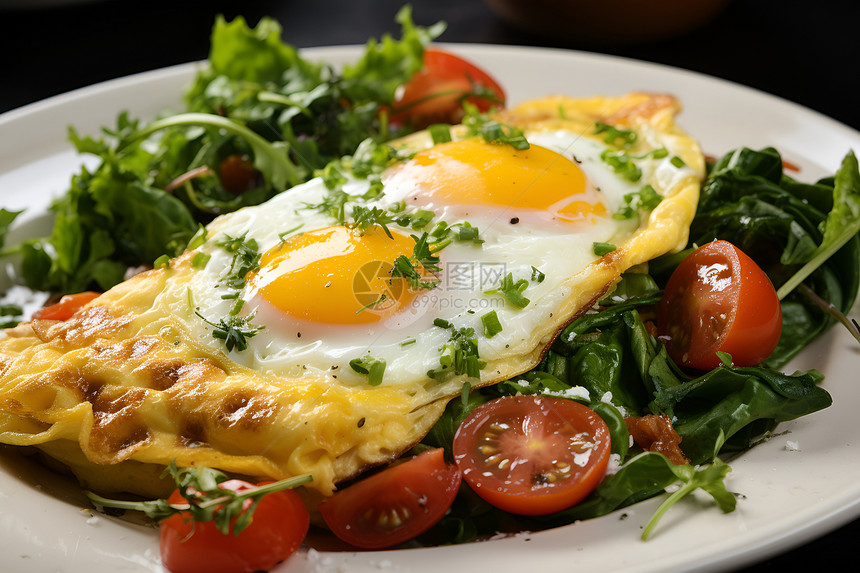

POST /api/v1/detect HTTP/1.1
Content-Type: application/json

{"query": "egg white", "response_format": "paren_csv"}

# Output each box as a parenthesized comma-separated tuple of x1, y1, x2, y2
(175, 128, 693, 387)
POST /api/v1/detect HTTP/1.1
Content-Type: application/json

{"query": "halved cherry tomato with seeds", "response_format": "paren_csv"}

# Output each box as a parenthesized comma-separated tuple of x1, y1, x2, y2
(31, 291, 101, 321)
(452, 395, 611, 516)
(317, 448, 461, 549)
(657, 240, 782, 370)
(160, 479, 309, 573)
(391, 48, 506, 129)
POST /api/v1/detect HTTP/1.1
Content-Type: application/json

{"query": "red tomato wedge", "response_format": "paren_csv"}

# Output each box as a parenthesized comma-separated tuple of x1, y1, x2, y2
(391, 48, 505, 128)
(31, 291, 101, 321)
(318, 448, 461, 549)
(160, 479, 309, 573)
(452, 395, 611, 516)
(657, 240, 782, 370)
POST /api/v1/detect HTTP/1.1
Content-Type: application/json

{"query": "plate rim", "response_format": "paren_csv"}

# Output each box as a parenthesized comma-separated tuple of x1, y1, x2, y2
(0, 42, 859, 573)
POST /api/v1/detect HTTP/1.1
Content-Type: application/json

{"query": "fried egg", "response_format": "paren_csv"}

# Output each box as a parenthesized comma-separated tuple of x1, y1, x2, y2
(0, 93, 703, 498)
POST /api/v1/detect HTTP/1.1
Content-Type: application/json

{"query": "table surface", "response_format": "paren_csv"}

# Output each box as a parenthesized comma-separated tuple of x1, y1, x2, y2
(1, 0, 858, 571)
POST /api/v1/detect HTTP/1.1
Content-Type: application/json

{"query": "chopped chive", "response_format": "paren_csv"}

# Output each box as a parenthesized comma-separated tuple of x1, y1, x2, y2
(154, 254, 171, 269)
(671, 155, 687, 168)
(593, 122, 637, 149)
(399, 338, 417, 347)
(356, 294, 386, 314)
(349, 355, 387, 386)
(481, 310, 503, 338)
(428, 123, 453, 144)
(186, 225, 209, 250)
(593, 242, 617, 256)
(278, 223, 304, 243)
(530, 266, 545, 283)
(485, 272, 530, 309)
(229, 298, 245, 316)
(191, 251, 211, 269)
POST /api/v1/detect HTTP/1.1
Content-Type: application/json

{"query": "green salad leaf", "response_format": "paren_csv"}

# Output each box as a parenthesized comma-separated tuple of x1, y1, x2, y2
(2, 8, 441, 296)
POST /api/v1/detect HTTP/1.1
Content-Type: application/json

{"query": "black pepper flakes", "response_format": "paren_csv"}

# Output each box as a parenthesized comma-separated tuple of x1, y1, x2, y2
(510, 217, 520, 224)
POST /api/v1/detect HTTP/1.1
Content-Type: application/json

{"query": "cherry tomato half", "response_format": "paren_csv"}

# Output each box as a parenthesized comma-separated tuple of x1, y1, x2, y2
(452, 395, 611, 516)
(31, 291, 101, 321)
(657, 240, 782, 370)
(317, 448, 461, 549)
(391, 48, 506, 128)
(160, 479, 310, 573)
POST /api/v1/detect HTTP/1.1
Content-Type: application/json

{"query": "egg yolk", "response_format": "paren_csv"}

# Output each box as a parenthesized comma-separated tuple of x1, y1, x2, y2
(249, 226, 421, 325)
(384, 138, 607, 222)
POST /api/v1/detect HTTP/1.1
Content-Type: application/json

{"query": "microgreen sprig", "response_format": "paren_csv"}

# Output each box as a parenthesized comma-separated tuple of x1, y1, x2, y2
(196, 312, 264, 353)
(86, 462, 312, 536)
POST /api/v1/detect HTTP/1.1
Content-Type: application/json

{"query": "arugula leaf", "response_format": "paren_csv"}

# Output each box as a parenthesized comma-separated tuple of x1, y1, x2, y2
(123, 113, 303, 192)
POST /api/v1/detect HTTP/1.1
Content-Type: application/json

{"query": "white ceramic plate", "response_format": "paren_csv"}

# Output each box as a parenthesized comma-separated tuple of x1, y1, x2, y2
(1, 45, 859, 573)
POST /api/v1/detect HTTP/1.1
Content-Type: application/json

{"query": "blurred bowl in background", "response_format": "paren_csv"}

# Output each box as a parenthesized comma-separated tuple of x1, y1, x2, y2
(484, 0, 731, 45)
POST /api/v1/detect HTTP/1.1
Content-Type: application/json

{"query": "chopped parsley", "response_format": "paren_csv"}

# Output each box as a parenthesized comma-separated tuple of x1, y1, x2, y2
(351, 205, 395, 238)
(391, 232, 442, 290)
(196, 311, 264, 353)
(215, 232, 261, 291)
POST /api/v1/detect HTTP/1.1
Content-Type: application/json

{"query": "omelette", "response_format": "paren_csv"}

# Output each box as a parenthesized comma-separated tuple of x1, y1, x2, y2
(0, 93, 704, 499)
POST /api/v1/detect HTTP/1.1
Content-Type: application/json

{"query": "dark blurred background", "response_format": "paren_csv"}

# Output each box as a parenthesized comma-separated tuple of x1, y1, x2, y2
(1, 0, 858, 570)
(2, 0, 859, 131)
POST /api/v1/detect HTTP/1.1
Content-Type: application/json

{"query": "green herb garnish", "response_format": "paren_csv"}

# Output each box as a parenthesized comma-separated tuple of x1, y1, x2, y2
(593, 242, 617, 256)
(485, 272, 531, 309)
(349, 354, 387, 385)
(215, 232, 261, 291)
(196, 311, 264, 352)
(481, 310, 503, 338)
(86, 461, 312, 536)
(462, 102, 529, 150)
(428, 320, 486, 379)
(593, 122, 637, 149)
